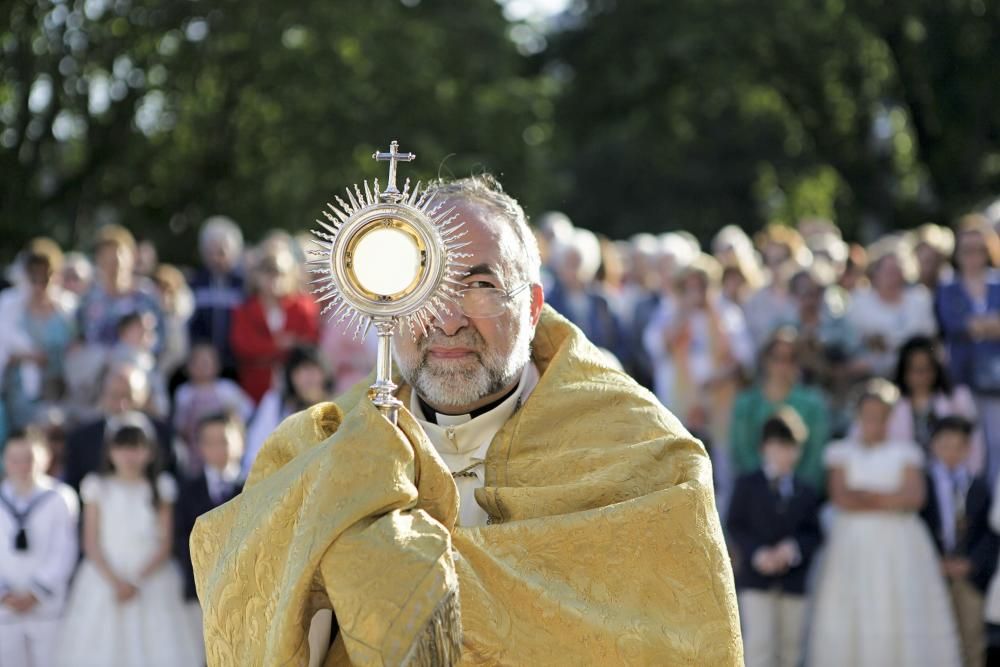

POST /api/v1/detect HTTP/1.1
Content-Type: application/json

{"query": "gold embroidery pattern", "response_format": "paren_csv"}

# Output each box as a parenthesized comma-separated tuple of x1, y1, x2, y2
(192, 307, 743, 666)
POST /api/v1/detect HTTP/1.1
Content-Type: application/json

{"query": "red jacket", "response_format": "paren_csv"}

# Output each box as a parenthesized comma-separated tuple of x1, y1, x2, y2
(230, 293, 320, 403)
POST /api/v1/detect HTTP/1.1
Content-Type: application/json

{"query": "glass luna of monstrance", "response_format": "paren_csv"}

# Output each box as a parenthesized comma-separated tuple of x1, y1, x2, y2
(308, 140, 471, 424)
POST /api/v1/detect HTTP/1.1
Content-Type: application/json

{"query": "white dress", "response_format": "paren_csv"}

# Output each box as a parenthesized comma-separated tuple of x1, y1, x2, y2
(808, 439, 961, 667)
(56, 473, 200, 667)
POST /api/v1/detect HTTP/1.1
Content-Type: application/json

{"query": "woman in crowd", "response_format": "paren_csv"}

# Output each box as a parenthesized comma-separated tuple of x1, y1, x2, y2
(730, 327, 830, 493)
(1, 238, 78, 430)
(936, 214, 1000, 484)
(230, 246, 319, 404)
(713, 224, 764, 313)
(889, 336, 980, 469)
(76, 225, 164, 354)
(847, 246, 937, 378)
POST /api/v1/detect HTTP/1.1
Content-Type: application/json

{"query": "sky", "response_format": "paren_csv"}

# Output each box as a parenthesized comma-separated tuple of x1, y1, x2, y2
(500, 0, 573, 22)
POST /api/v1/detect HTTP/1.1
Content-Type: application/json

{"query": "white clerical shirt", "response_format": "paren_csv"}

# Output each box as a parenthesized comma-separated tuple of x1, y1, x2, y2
(409, 363, 539, 527)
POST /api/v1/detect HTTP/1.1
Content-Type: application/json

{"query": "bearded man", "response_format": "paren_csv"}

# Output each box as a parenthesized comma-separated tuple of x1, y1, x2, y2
(191, 176, 743, 666)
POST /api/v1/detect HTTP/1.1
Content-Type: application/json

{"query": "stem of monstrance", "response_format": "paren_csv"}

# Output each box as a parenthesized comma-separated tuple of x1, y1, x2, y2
(369, 319, 402, 424)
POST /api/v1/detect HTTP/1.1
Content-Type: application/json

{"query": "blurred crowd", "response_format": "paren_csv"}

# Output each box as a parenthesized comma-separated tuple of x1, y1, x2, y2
(538, 208, 1000, 667)
(2, 206, 1000, 665)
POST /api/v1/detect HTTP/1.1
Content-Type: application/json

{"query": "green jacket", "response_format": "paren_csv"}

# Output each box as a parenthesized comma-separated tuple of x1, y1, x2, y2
(729, 384, 830, 493)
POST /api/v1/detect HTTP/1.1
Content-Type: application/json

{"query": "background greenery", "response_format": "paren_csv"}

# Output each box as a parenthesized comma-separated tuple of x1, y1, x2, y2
(3, 0, 1000, 262)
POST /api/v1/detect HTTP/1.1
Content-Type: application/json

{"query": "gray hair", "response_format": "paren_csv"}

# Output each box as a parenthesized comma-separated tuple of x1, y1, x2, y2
(425, 175, 542, 286)
(551, 227, 602, 283)
(199, 215, 244, 259)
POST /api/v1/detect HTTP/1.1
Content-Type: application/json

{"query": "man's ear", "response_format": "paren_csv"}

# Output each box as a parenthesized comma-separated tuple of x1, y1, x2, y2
(529, 283, 545, 327)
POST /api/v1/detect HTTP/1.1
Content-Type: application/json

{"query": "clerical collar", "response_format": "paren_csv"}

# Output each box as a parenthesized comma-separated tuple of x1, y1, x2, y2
(417, 382, 521, 426)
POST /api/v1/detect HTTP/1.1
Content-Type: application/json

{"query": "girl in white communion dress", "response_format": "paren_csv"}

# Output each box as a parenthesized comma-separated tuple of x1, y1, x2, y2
(56, 421, 199, 667)
(809, 379, 961, 667)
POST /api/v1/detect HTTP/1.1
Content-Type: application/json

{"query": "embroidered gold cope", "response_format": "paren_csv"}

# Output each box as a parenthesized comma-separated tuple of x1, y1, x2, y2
(191, 306, 743, 666)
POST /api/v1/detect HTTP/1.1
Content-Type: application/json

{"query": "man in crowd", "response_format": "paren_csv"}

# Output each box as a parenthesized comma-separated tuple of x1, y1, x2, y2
(188, 216, 245, 376)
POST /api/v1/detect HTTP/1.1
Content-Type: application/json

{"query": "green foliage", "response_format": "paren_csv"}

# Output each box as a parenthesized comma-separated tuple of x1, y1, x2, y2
(3, 0, 1000, 262)
(1, 0, 553, 261)
(548, 0, 1000, 241)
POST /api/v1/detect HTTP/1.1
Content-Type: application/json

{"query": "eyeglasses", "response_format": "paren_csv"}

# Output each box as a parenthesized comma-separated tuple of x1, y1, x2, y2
(451, 283, 530, 318)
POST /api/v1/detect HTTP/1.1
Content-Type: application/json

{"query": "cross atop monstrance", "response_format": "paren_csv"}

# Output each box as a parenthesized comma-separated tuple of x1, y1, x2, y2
(372, 140, 416, 202)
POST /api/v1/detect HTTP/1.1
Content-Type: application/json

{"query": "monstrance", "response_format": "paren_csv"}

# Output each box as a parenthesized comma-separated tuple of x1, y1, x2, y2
(308, 140, 471, 424)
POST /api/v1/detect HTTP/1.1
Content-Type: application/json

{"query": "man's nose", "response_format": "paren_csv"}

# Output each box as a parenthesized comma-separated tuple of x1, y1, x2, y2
(432, 303, 469, 336)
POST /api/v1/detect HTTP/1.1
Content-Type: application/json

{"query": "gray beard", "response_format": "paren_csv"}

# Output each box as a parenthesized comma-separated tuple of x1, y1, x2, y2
(397, 320, 531, 411)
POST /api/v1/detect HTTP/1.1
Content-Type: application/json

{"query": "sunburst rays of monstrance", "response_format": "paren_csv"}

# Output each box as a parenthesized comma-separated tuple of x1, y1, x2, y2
(307, 140, 471, 424)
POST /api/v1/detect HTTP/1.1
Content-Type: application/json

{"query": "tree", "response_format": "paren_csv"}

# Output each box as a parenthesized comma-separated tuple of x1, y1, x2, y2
(545, 0, 1000, 241)
(1, 0, 554, 262)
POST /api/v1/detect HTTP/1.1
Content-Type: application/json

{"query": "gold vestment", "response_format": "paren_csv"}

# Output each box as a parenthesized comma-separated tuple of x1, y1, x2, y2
(192, 307, 743, 666)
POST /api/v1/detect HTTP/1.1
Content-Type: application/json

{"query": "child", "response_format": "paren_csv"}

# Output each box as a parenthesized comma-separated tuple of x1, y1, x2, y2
(175, 412, 245, 661)
(809, 379, 961, 667)
(172, 343, 253, 471)
(111, 311, 170, 418)
(56, 417, 198, 667)
(920, 416, 995, 667)
(0, 427, 79, 667)
(726, 408, 822, 667)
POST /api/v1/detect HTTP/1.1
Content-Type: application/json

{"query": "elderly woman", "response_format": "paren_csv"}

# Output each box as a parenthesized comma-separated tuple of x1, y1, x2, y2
(230, 246, 319, 403)
(846, 244, 936, 377)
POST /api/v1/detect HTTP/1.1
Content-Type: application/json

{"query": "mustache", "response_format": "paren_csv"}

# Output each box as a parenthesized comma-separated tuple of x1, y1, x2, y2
(418, 328, 487, 358)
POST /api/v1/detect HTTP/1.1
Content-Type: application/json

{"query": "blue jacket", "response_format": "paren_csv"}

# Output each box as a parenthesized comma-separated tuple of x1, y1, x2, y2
(188, 268, 245, 369)
(935, 275, 1000, 388)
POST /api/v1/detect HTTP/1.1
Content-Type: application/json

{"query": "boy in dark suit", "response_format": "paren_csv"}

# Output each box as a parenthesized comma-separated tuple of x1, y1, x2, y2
(727, 408, 822, 667)
(175, 412, 245, 659)
(920, 416, 996, 667)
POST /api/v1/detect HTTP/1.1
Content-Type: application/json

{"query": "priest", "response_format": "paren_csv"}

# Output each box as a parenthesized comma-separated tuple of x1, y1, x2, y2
(191, 175, 743, 666)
